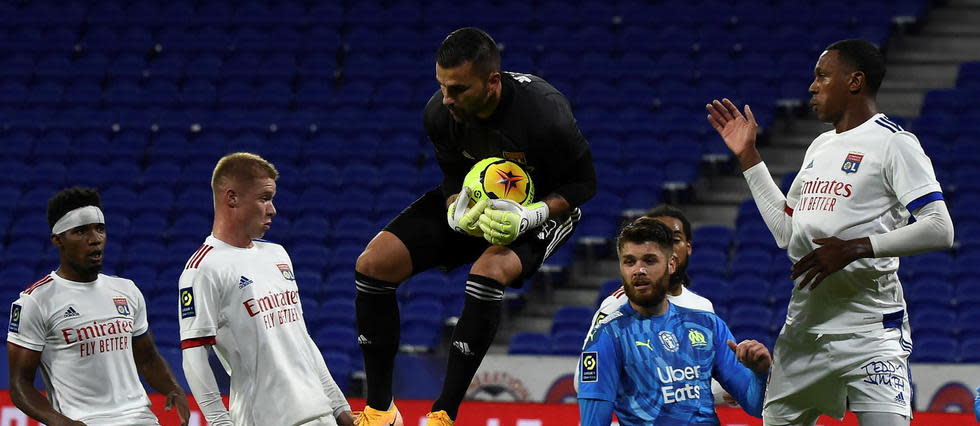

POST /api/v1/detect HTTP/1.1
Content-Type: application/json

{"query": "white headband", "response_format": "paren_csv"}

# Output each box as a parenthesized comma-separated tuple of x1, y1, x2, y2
(52, 206, 105, 235)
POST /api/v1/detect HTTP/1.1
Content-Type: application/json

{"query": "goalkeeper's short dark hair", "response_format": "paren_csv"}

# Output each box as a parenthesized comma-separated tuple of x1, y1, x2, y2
(47, 187, 102, 232)
(437, 27, 500, 78)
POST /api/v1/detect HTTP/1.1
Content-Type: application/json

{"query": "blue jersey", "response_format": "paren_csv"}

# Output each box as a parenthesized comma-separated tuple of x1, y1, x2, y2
(577, 303, 767, 425)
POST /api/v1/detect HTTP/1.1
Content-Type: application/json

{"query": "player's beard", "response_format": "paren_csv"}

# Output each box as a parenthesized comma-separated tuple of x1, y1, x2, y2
(625, 270, 670, 310)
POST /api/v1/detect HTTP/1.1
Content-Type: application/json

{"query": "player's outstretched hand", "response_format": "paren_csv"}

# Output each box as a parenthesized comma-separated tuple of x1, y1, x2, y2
(707, 98, 759, 160)
(791, 236, 873, 290)
(727, 339, 771, 375)
(165, 390, 191, 426)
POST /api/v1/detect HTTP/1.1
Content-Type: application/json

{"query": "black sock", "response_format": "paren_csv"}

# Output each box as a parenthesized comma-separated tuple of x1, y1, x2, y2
(355, 271, 401, 409)
(432, 274, 505, 419)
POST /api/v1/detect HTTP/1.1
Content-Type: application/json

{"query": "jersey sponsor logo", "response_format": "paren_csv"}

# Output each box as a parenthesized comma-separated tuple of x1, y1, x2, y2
(243, 290, 303, 329)
(688, 329, 707, 348)
(8, 304, 22, 333)
(61, 319, 135, 357)
(635, 339, 655, 351)
(656, 364, 703, 403)
(63, 306, 80, 318)
(860, 360, 907, 391)
(180, 288, 195, 318)
(277, 263, 295, 281)
(113, 297, 130, 316)
(659, 331, 679, 352)
(842, 152, 864, 174)
(238, 275, 254, 289)
(581, 351, 598, 382)
(797, 176, 854, 213)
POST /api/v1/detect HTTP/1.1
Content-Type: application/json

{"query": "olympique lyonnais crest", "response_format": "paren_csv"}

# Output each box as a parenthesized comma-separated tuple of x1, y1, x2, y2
(842, 152, 864, 174)
(113, 297, 131, 316)
(277, 263, 295, 281)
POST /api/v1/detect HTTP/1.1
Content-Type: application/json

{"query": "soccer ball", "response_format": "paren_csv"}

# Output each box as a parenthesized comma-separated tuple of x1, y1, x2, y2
(462, 157, 535, 206)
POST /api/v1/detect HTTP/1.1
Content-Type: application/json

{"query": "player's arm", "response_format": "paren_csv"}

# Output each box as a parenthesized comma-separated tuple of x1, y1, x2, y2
(182, 344, 232, 425)
(711, 317, 769, 418)
(791, 133, 954, 289)
(7, 344, 84, 426)
(579, 399, 615, 426)
(707, 98, 794, 247)
(133, 332, 190, 425)
(576, 324, 621, 426)
(7, 296, 83, 425)
(310, 348, 354, 424)
(178, 269, 232, 425)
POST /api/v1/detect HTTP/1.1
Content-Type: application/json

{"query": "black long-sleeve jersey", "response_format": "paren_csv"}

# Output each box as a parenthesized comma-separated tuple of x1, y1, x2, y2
(424, 71, 597, 209)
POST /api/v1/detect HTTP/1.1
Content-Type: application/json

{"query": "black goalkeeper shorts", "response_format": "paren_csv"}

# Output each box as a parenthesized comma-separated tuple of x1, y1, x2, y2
(383, 188, 581, 283)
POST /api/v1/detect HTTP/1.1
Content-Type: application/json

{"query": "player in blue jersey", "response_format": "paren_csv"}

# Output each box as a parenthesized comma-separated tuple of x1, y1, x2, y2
(578, 219, 772, 425)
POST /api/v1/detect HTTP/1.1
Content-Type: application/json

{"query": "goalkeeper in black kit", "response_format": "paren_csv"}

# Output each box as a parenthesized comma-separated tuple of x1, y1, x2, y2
(352, 27, 596, 426)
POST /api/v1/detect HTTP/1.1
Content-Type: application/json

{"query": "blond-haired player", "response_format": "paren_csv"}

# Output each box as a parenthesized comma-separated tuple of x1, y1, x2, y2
(179, 153, 353, 425)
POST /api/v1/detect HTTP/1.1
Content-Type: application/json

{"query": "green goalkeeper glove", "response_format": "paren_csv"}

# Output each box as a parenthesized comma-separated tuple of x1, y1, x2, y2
(477, 199, 549, 245)
(447, 187, 488, 237)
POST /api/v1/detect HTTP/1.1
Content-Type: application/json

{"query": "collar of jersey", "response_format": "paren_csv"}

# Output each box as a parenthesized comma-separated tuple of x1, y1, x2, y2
(621, 300, 674, 320)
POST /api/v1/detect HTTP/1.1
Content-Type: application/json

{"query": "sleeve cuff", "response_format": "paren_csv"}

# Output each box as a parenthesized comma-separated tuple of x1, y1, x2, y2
(6, 338, 43, 352)
(576, 391, 615, 402)
(741, 161, 769, 178)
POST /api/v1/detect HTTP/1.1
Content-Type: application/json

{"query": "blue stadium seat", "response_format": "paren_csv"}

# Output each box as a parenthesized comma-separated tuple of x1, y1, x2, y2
(595, 279, 622, 308)
(551, 331, 586, 356)
(957, 337, 980, 363)
(688, 277, 729, 309)
(314, 325, 359, 360)
(911, 308, 956, 340)
(321, 350, 352, 393)
(551, 306, 595, 336)
(317, 300, 356, 330)
(910, 336, 957, 363)
(509, 332, 551, 355)
(687, 249, 728, 279)
(404, 272, 451, 305)
(727, 306, 775, 331)
(728, 277, 772, 307)
(730, 249, 772, 280)
(692, 225, 734, 253)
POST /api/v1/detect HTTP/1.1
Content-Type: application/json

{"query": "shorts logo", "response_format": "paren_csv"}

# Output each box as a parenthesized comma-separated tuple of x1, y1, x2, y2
(277, 264, 295, 281)
(581, 351, 598, 382)
(842, 152, 864, 174)
(8, 304, 21, 333)
(113, 297, 130, 316)
(659, 331, 679, 352)
(688, 329, 708, 348)
(180, 288, 195, 319)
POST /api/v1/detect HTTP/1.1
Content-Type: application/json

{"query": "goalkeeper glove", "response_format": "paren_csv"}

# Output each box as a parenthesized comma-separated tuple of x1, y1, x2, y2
(447, 187, 488, 237)
(477, 199, 549, 245)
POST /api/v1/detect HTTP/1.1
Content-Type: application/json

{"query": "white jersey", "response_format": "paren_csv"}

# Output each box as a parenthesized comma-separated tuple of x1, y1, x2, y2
(178, 235, 342, 426)
(783, 113, 942, 333)
(6, 273, 158, 425)
(585, 285, 714, 346)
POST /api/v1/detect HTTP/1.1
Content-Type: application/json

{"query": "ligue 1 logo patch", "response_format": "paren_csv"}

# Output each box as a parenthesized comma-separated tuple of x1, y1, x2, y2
(581, 351, 598, 382)
(277, 263, 295, 281)
(842, 152, 864, 174)
(180, 288, 196, 319)
(113, 297, 131, 316)
(8, 304, 21, 333)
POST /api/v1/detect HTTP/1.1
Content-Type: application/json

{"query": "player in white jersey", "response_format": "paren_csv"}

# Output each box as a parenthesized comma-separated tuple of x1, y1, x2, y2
(7, 187, 189, 426)
(179, 153, 355, 426)
(707, 39, 955, 425)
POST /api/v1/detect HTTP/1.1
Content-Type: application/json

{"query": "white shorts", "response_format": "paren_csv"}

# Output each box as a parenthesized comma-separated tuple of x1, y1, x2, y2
(762, 321, 913, 425)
